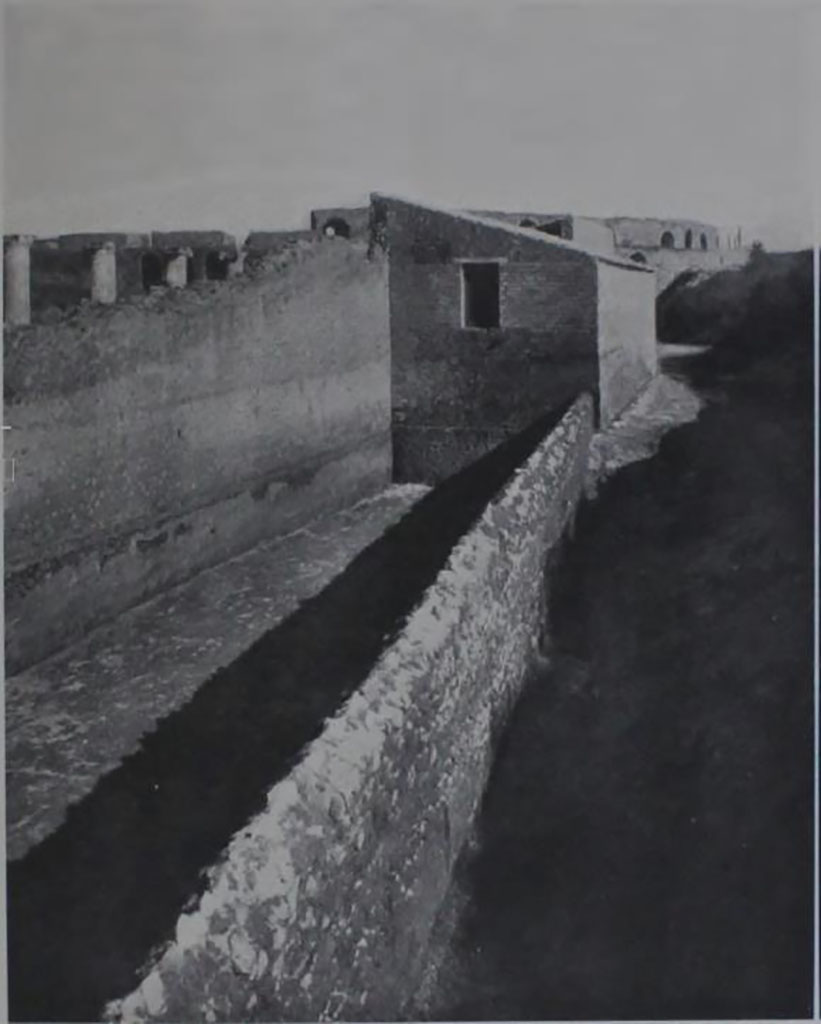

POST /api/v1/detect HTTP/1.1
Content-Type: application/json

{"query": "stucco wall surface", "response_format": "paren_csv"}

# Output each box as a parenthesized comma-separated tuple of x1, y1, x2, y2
(596, 260, 658, 426)
(381, 196, 599, 482)
(4, 238, 391, 671)
(570, 217, 616, 256)
(104, 393, 595, 1024)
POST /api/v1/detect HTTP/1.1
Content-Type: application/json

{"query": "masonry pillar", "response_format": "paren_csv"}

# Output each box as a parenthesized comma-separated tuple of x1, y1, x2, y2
(91, 242, 117, 304)
(165, 248, 191, 288)
(4, 235, 32, 325)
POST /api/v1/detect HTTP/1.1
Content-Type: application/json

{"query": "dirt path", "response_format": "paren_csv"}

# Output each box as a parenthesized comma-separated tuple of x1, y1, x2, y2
(5, 485, 429, 861)
(419, 349, 813, 1020)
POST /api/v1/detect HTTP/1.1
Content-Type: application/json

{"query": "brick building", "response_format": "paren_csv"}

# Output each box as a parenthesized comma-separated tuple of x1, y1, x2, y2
(372, 194, 657, 482)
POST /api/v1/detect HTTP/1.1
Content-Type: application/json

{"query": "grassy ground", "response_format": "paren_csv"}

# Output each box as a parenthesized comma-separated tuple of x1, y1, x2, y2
(420, 254, 814, 1020)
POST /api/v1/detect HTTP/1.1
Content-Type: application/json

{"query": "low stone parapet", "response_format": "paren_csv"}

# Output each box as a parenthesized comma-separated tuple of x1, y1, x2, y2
(105, 393, 594, 1023)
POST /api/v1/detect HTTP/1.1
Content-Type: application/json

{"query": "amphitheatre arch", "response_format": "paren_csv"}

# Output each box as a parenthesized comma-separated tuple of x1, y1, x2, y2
(322, 217, 351, 239)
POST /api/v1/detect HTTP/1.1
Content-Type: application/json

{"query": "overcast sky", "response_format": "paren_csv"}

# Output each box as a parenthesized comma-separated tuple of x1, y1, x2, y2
(3, 0, 818, 248)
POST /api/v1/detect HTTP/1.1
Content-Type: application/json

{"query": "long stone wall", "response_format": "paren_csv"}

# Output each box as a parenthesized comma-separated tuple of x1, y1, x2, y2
(4, 237, 392, 671)
(104, 393, 595, 1024)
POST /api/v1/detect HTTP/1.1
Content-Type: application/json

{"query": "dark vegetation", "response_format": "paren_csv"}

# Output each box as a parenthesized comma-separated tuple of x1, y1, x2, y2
(424, 252, 815, 1020)
(7, 403, 570, 1023)
(658, 249, 813, 375)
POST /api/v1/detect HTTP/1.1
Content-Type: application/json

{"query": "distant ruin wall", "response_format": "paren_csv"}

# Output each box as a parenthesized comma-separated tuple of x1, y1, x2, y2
(4, 238, 391, 672)
(596, 260, 658, 426)
(310, 207, 370, 239)
(105, 392, 595, 1024)
(607, 218, 722, 251)
(651, 247, 748, 293)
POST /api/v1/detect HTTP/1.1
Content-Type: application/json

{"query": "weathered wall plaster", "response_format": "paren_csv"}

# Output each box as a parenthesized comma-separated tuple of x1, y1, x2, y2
(4, 238, 392, 671)
(571, 216, 617, 256)
(596, 259, 658, 425)
(104, 393, 595, 1024)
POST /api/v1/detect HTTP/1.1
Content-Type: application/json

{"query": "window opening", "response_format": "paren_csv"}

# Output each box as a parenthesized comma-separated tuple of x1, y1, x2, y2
(462, 262, 500, 329)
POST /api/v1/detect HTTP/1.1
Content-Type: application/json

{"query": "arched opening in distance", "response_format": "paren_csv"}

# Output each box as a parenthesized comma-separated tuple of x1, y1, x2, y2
(700, 233, 708, 251)
(322, 217, 351, 239)
(660, 231, 675, 249)
(519, 218, 536, 228)
(684, 229, 693, 249)
(629, 252, 648, 264)
(141, 252, 164, 291)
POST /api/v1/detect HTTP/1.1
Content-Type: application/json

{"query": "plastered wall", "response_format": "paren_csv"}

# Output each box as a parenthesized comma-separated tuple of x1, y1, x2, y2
(4, 238, 391, 671)
(596, 259, 658, 425)
(570, 217, 616, 256)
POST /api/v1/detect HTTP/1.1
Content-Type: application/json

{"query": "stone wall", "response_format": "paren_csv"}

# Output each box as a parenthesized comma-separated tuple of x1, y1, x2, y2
(4, 238, 391, 671)
(104, 393, 596, 1024)
(651, 246, 749, 293)
(596, 259, 658, 425)
(11, 232, 240, 322)
(244, 230, 316, 262)
(606, 217, 722, 251)
(379, 195, 600, 483)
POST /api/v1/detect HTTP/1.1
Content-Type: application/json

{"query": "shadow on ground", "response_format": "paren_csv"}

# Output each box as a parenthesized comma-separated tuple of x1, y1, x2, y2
(420, 335, 813, 1020)
(7, 405, 568, 1023)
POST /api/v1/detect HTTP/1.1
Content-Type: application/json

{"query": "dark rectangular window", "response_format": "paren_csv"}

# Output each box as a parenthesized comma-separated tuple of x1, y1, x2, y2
(462, 261, 500, 328)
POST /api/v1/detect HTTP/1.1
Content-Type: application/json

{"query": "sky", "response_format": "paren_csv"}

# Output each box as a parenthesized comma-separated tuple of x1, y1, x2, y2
(3, 0, 818, 249)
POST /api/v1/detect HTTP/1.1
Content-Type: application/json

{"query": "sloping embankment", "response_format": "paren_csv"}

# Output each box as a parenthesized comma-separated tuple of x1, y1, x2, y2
(105, 394, 594, 1023)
